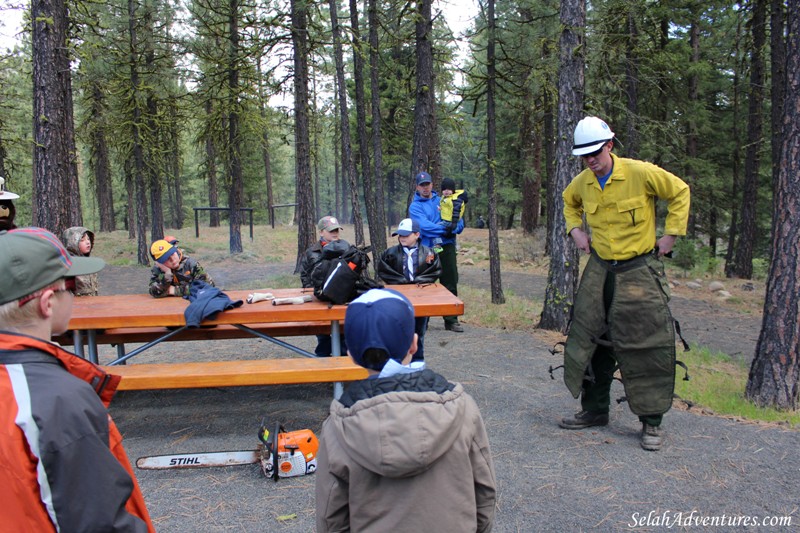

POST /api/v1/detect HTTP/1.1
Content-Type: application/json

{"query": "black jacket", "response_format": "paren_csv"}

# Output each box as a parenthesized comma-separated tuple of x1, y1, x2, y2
(377, 243, 441, 285)
(301, 239, 353, 288)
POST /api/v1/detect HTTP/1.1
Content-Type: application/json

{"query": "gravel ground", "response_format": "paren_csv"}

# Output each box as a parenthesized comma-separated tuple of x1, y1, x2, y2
(97, 264, 798, 532)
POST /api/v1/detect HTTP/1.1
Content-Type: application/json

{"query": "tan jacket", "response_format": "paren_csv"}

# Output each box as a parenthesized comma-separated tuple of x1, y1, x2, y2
(315, 370, 496, 532)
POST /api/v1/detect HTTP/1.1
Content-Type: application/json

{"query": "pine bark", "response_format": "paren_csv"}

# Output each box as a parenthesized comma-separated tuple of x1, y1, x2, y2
(539, 0, 584, 331)
(31, 0, 80, 236)
(328, 0, 364, 245)
(89, 83, 115, 232)
(227, 0, 243, 254)
(368, 0, 388, 249)
(486, 0, 504, 304)
(291, 0, 316, 273)
(745, 0, 800, 409)
(351, 0, 386, 259)
(410, 0, 435, 188)
(731, 0, 767, 279)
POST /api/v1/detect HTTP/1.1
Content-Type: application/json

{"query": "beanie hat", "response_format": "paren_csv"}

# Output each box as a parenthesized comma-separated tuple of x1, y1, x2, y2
(0, 227, 105, 305)
(345, 289, 415, 371)
(441, 178, 456, 191)
(150, 239, 179, 264)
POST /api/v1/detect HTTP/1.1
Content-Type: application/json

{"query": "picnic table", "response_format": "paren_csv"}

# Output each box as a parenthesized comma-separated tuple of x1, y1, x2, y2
(61, 284, 463, 398)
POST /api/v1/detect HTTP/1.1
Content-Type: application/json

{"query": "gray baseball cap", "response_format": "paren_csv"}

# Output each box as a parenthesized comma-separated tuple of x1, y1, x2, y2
(0, 227, 105, 305)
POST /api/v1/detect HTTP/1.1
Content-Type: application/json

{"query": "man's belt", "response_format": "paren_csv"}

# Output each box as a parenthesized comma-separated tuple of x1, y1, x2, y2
(591, 249, 654, 273)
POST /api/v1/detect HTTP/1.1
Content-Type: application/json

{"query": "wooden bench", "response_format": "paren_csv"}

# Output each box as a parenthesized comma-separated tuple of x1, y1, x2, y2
(56, 321, 333, 347)
(104, 357, 368, 391)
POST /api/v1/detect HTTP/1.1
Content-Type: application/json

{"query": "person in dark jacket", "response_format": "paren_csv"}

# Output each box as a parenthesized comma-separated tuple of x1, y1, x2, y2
(0, 227, 155, 532)
(377, 218, 441, 361)
(301, 215, 348, 356)
(315, 289, 496, 533)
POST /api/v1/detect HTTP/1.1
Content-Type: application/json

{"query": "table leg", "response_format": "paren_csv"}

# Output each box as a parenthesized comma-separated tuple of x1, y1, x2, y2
(331, 320, 344, 399)
(87, 330, 99, 364)
(72, 330, 85, 358)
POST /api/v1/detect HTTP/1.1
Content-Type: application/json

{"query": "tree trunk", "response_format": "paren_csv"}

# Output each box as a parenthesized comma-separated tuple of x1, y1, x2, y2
(624, 6, 639, 158)
(227, 0, 243, 254)
(90, 83, 115, 232)
(125, 158, 135, 239)
(543, 75, 555, 255)
(169, 98, 183, 230)
(351, 0, 385, 260)
(539, 0, 584, 331)
(147, 93, 164, 241)
(731, 0, 767, 279)
(328, 0, 364, 245)
(257, 59, 274, 228)
(725, 17, 745, 275)
(770, 0, 786, 192)
(520, 87, 538, 234)
(685, 16, 700, 238)
(205, 100, 220, 227)
(368, 0, 388, 253)
(31, 0, 79, 236)
(745, 0, 800, 409)
(291, 0, 316, 273)
(486, 0, 504, 304)
(410, 0, 436, 191)
(127, 0, 149, 265)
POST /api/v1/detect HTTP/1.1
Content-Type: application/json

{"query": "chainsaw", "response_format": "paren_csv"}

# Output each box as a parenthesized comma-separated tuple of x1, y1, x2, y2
(135, 423, 319, 481)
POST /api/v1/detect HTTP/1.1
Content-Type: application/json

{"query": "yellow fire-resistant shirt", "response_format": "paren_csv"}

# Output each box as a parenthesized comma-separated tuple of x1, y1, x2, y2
(563, 153, 690, 261)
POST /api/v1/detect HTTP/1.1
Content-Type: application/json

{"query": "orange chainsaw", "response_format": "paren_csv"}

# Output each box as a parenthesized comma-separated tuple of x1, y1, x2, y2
(135, 423, 319, 481)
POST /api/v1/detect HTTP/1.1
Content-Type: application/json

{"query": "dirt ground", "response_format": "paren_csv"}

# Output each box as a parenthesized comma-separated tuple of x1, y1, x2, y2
(95, 261, 797, 532)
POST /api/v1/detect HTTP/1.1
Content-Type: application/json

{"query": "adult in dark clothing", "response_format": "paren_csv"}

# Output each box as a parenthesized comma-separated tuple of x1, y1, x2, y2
(301, 215, 348, 356)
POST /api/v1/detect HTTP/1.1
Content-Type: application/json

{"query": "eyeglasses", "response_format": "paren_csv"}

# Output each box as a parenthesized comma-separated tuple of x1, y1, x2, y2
(18, 278, 77, 307)
(581, 145, 605, 158)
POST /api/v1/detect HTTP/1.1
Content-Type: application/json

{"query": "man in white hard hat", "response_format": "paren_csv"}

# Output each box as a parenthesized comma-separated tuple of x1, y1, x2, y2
(559, 116, 690, 451)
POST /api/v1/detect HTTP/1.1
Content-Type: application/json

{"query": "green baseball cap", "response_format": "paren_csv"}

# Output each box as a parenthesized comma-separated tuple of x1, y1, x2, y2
(0, 227, 105, 305)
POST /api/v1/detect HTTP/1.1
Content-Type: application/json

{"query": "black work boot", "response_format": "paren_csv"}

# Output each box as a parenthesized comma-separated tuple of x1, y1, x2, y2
(640, 423, 663, 451)
(559, 410, 609, 430)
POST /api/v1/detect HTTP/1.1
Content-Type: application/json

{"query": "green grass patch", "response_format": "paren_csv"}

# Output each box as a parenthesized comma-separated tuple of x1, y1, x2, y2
(458, 285, 541, 331)
(675, 345, 800, 427)
(239, 274, 299, 290)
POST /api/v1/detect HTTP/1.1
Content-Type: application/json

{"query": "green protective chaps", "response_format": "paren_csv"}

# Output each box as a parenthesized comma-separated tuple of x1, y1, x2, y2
(563, 254, 676, 417)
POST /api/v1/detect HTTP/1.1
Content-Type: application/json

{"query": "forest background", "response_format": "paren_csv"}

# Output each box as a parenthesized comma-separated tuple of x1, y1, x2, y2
(0, 0, 797, 409)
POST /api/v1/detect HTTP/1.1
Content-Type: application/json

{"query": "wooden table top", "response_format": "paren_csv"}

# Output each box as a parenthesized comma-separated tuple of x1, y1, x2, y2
(67, 284, 464, 330)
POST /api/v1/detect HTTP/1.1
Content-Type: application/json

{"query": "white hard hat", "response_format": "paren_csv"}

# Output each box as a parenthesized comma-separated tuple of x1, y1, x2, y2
(0, 176, 19, 200)
(572, 116, 615, 156)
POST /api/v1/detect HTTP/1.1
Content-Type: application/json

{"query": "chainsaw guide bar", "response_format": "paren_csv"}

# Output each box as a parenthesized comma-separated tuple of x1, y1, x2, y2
(136, 450, 261, 469)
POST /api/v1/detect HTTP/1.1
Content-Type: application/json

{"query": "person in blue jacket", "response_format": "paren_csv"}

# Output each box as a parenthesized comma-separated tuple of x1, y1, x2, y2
(408, 171, 465, 332)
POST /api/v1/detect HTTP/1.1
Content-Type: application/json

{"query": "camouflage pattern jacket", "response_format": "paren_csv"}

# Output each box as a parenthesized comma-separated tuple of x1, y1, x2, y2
(62, 226, 99, 296)
(148, 253, 214, 298)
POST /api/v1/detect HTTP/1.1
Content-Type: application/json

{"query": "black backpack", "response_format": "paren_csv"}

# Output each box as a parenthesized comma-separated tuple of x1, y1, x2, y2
(311, 240, 382, 305)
